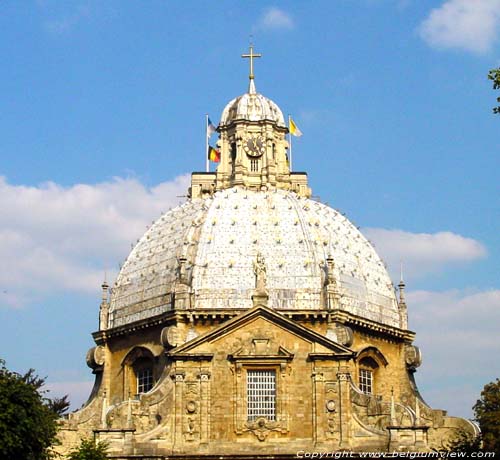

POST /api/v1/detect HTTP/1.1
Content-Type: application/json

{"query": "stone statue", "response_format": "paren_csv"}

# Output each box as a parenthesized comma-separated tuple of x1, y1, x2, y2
(253, 253, 267, 293)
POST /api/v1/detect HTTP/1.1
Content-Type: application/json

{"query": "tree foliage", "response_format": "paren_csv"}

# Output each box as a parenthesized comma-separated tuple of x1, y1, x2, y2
(474, 378, 500, 454)
(66, 438, 109, 460)
(488, 68, 500, 114)
(450, 378, 500, 455)
(0, 358, 69, 460)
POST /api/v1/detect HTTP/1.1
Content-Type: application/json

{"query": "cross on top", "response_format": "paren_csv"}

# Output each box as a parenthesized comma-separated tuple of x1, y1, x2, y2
(241, 44, 262, 81)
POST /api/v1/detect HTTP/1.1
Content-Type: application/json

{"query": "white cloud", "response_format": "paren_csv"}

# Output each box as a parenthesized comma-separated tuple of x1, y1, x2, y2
(258, 7, 294, 30)
(0, 174, 189, 308)
(364, 228, 486, 280)
(419, 0, 500, 54)
(407, 289, 500, 417)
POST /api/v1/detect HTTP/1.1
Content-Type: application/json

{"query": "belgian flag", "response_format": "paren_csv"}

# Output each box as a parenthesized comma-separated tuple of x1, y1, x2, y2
(207, 145, 220, 163)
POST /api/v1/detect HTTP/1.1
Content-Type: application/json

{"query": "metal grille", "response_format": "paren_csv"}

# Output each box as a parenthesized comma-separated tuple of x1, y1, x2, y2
(137, 368, 154, 394)
(250, 159, 259, 172)
(359, 369, 373, 394)
(247, 370, 276, 421)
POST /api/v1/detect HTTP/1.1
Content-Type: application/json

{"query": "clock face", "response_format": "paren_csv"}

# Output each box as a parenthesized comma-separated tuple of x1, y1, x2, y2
(243, 135, 265, 157)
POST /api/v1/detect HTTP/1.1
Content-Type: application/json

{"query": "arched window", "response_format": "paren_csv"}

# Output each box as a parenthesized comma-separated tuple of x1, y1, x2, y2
(356, 347, 388, 395)
(122, 347, 156, 398)
(358, 357, 379, 395)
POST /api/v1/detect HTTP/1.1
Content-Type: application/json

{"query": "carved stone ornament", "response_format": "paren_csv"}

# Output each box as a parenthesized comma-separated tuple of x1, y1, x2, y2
(161, 325, 179, 348)
(405, 344, 422, 369)
(326, 323, 354, 347)
(326, 399, 336, 412)
(336, 372, 350, 382)
(86, 346, 105, 369)
(186, 400, 197, 414)
(198, 372, 210, 381)
(244, 417, 281, 441)
(171, 372, 185, 382)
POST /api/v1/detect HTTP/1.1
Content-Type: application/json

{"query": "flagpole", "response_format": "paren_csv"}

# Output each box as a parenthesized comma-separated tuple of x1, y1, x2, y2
(205, 114, 209, 172)
(288, 114, 293, 172)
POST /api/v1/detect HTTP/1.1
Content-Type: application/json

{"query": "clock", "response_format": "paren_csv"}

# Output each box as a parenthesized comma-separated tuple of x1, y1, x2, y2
(243, 135, 265, 157)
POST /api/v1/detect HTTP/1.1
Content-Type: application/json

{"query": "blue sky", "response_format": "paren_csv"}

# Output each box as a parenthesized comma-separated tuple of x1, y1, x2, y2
(0, 0, 499, 418)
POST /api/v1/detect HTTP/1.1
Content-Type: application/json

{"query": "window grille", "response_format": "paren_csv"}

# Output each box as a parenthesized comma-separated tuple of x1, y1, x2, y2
(137, 368, 154, 394)
(359, 368, 373, 394)
(250, 159, 259, 172)
(247, 370, 276, 421)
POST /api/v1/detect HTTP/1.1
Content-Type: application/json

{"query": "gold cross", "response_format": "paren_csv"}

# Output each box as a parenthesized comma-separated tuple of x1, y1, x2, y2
(241, 44, 262, 80)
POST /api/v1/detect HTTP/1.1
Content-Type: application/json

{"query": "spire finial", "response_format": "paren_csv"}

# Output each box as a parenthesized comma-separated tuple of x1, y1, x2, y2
(241, 42, 262, 94)
(398, 261, 406, 304)
(101, 275, 109, 303)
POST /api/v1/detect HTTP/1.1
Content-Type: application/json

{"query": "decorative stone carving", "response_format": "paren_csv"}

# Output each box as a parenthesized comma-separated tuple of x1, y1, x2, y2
(186, 400, 197, 414)
(326, 322, 354, 347)
(337, 372, 350, 382)
(326, 400, 336, 412)
(161, 326, 180, 348)
(171, 372, 185, 382)
(405, 345, 422, 369)
(244, 417, 281, 441)
(86, 346, 105, 369)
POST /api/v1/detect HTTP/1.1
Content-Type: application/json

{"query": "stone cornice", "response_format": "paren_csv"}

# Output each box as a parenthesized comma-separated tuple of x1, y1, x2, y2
(93, 307, 415, 345)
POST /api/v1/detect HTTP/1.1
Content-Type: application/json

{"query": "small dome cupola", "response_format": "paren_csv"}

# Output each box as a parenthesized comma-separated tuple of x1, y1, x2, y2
(220, 93, 286, 127)
(189, 45, 310, 197)
(220, 44, 285, 127)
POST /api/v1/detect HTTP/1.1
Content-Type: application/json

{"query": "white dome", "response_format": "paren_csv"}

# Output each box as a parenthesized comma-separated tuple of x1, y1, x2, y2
(109, 188, 400, 329)
(220, 91, 285, 127)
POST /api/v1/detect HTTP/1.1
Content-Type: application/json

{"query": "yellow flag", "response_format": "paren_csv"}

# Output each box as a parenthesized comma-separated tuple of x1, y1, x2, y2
(289, 117, 303, 137)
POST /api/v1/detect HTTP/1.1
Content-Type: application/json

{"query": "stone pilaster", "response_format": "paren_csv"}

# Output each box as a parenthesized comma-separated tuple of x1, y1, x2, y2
(172, 370, 185, 452)
(312, 370, 325, 446)
(336, 371, 352, 449)
(198, 371, 211, 446)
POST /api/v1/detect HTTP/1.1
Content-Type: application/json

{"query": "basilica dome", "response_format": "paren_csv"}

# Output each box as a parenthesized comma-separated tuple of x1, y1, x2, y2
(108, 188, 400, 330)
(60, 48, 475, 458)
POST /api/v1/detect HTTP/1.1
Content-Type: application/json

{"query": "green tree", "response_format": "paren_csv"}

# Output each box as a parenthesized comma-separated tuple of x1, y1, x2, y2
(0, 358, 69, 460)
(474, 378, 500, 454)
(488, 68, 500, 114)
(66, 438, 108, 460)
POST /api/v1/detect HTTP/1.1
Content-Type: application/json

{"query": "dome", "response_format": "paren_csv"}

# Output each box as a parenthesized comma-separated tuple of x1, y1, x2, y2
(109, 188, 400, 329)
(220, 90, 286, 127)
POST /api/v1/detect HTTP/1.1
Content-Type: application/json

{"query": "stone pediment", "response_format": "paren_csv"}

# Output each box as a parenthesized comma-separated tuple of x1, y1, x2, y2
(168, 305, 355, 361)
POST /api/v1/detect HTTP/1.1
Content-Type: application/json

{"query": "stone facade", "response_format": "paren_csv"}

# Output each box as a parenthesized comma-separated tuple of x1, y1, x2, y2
(57, 49, 478, 458)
